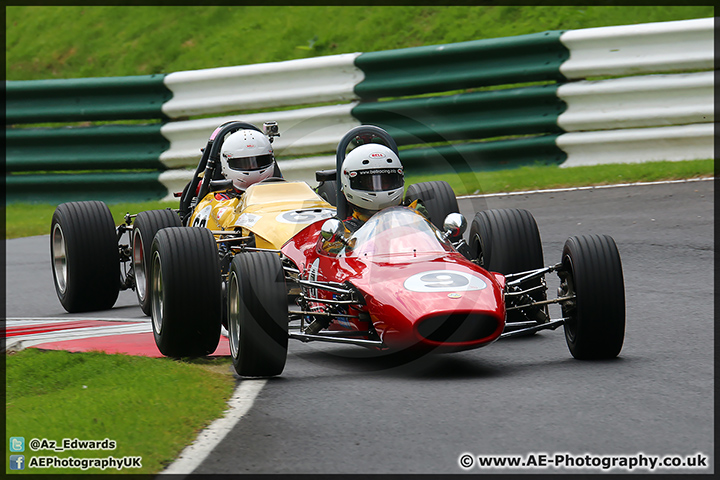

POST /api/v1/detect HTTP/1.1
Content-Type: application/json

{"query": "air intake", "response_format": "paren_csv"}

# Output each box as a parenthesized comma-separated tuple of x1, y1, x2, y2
(416, 313, 499, 343)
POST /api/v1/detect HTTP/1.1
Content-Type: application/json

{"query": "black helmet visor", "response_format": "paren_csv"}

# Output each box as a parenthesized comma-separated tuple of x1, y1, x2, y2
(349, 169, 404, 192)
(227, 154, 274, 171)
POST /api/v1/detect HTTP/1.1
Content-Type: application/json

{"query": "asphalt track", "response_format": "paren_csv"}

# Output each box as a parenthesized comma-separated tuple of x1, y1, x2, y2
(5, 179, 714, 474)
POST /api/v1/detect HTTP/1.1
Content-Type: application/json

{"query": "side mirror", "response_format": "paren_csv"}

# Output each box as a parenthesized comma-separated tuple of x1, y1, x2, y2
(443, 213, 467, 239)
(320, 218, 346, 244)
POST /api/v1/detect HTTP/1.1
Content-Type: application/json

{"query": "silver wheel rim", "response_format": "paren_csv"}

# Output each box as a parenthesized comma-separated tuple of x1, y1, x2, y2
(52, 223, 68, 294)
(132, 230, 147, 301)
(151, 251, 164, 334)
(228, 272, 240, 360)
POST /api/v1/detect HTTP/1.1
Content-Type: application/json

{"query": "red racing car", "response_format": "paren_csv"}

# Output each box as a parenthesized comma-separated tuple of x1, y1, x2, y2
(151, 126, 626, 377)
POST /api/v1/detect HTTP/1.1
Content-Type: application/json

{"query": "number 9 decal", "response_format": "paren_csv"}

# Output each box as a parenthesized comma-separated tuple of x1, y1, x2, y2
(403, 270, 487, 292)
(276, 209, 335, 225)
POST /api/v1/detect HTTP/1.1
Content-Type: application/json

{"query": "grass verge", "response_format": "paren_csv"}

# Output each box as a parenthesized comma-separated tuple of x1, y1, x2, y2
(5, 349, 235, 475)
(5, 159, 713, 239)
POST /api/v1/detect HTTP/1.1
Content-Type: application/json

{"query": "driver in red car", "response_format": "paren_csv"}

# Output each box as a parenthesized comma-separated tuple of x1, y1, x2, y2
(339, 143, 427, 233)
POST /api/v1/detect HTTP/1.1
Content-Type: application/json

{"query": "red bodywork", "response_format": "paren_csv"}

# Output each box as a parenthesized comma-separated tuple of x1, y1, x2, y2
(281, 207, 506, 353)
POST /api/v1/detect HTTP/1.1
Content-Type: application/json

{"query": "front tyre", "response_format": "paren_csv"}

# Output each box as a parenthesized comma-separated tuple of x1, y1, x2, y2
(560, 235, 625, 359)
(469, 208, 546, 326)
(151, 227, 222, 357)
(132, 209, 182, 315)
(228, 252, 288, 377)
(50, 201, 120, 312)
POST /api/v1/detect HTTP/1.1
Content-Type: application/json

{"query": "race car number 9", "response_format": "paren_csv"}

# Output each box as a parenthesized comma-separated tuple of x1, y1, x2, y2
(403, 270, 487, 293)
(276, 209, 335, 225)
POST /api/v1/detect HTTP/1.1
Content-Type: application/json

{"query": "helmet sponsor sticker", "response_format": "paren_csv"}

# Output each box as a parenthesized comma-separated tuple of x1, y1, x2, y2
(276, 208, 335, 225)
(234, 213, 262, 228)
(404, 270, 487, 293)
(355, 168, 403, 176)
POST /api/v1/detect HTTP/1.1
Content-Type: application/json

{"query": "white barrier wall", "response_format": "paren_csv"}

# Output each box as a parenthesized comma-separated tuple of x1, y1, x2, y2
(159, 103, 360, 169)
(559, 17, 714, 79)
(162, 53, 363, 118)
(557, 124, 714, 167)
(557, 71, 714, 131)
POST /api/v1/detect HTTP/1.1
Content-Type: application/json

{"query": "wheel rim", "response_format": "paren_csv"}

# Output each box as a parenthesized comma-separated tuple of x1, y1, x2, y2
(52, 223, 68, 294)
(560, 255, 578, 342)
(132, 230, 147, 301)
(471, 233, 483, 267)
(151, 251, 164, 334)
(228, 271, 241, 360)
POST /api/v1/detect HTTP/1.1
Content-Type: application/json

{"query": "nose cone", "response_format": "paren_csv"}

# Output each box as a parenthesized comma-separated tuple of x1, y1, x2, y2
(351, 256, 506, 351)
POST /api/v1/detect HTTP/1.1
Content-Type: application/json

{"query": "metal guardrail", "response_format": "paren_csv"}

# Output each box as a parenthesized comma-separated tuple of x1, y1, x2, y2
(5, 18, 714, 204)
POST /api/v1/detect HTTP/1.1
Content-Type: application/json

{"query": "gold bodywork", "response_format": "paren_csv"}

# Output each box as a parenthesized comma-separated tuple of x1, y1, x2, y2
(188, 181, 335, 249)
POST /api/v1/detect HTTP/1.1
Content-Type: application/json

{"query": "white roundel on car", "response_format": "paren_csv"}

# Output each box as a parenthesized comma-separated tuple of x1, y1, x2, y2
(276, 209, 335, 225)
(403, 270, 487, 293)
(191, 205, 212, 228)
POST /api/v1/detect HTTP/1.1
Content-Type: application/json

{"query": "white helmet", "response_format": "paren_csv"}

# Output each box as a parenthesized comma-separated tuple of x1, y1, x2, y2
(340, 144, 404, 214)
(219, 129, 276, 191)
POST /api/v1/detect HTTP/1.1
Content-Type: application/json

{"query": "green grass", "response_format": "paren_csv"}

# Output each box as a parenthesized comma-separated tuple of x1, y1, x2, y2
(5, 160, 713, 240)
(5, 349, 235, 475)
(6, 6, 713, 80)
(406, 159, 715, 197)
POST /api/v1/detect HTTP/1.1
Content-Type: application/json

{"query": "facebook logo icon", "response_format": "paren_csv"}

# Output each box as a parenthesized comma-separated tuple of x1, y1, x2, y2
(10, 455, 25, 470)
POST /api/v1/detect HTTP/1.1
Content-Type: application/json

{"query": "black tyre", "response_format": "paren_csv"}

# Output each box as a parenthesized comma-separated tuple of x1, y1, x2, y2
(316, 180, 349, 214)
(559, 235, 625, 359)
(404, 181, 459, 229)
(132, 209, 182, 315)
(469, 208, 546, 325)
(227, 252, 288, 376)
(150, 227, 222, 357)
(50, 201, 120, 312)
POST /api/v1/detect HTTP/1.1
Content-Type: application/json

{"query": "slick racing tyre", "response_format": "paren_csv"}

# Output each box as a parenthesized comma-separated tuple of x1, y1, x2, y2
(132, 209, 182, 315)
(404, 181, 459, 229)
(469, 208, 547, 326)
(559, 234, 625, 359)
(228, 251, 288, 377)
(51, 201, 120, 313)
(150, 227, 222, 357)
(316, 179, 350, 214)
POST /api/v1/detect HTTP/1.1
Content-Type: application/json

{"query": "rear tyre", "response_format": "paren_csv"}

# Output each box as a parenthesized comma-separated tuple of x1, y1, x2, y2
(469, 208, 546, 326)
(404, 181, 459, 229)
(228, 252, 288, 376)
(151, 227, 222, 357)
(132, 209, 182, 315)
(316, 180, 349, 214)
(50, 201, 120, 312)
(560, 235, 625, 359)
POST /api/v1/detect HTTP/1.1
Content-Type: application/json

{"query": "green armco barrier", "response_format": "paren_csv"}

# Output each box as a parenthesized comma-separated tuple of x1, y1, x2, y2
(6, 171, 167, 204)
(399, 134, 566, 174)
(6, 74, 171, 124)
(6, 124, 168, 172)
(355, 31, 568, 99)
(353, 84, 565, 145)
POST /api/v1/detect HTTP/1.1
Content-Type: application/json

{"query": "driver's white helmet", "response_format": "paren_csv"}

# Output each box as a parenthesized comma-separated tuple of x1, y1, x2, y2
(219, 129, 275, 191)
(340, 144, 404, 214)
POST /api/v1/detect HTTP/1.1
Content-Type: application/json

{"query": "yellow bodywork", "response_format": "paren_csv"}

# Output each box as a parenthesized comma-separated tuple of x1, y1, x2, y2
(188, 181, 335, 249)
